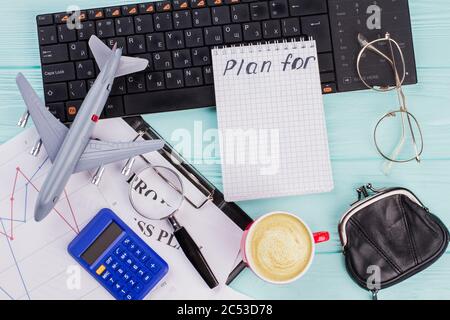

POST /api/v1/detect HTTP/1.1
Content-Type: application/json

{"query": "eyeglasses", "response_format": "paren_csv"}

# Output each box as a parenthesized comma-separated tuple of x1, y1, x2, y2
(356, 32, 423, 174)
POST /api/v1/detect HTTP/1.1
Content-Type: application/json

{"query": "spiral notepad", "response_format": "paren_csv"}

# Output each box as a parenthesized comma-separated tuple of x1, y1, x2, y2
(212, 40, 334, 202)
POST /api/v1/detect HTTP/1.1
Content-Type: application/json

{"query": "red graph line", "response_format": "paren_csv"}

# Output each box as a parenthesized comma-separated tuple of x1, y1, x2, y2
(1, 167, 80, 239)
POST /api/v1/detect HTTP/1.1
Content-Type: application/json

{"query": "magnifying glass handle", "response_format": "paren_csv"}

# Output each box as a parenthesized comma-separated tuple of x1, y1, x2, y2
(173, 227, 219, 289)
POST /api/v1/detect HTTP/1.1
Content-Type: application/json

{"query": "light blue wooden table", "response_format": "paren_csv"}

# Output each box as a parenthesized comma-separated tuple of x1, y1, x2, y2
(1, 0, 449, 300)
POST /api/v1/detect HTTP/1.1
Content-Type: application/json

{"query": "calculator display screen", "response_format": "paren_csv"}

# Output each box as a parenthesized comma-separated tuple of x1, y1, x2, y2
(81, 222, 123, 265)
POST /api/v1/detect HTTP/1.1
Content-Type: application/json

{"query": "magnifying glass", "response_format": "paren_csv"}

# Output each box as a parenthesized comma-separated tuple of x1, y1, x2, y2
(128, 165, 219, 289)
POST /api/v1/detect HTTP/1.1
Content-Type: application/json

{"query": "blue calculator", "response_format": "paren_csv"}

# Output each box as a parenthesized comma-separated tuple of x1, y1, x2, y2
(68, 208, 168, 300)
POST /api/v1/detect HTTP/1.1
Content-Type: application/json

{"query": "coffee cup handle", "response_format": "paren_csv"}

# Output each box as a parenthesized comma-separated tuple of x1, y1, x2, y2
(313, 231, 330, 243)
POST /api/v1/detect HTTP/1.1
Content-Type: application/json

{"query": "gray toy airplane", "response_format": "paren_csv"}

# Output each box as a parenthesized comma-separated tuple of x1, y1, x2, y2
(16, 35, 164, 222)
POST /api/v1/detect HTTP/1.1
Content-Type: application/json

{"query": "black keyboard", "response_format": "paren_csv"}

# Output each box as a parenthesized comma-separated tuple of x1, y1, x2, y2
(36, 0, 417, 123)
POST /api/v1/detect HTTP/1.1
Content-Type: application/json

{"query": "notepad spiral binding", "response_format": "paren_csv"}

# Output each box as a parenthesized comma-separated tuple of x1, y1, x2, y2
(212, 37, 315, 55)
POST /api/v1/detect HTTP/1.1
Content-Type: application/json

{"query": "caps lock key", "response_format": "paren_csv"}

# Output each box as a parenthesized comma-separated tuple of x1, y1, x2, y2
(42, 62, 75, 83)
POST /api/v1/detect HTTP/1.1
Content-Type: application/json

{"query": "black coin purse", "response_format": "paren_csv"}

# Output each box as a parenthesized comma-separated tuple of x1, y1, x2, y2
(338, 184, 449, 299)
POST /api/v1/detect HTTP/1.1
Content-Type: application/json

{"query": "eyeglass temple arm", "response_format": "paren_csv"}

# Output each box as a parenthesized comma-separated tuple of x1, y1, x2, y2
(358, 33, 395, 65)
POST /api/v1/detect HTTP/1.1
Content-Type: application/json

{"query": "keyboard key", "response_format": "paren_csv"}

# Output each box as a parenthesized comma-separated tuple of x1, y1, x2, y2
(242, 22, 262, 40)
(156, 1, 173, 12)
(105, 7, 121, 18)
(111, 77, 127, 95)
(212, 6, 231, 25)
(193, 8, 212, 27)
(116, 17, 135, 36)
(154, 12, 173, 31)
(262, 20, 281, 39)
(128, 278, 137, 287)
(153, 51, 173, 70)
(127, 73, 146, 93)
(185, 29, 204, 47)
(37, 14, 53, 26)
(122, 5, 139, 16)
(191, 0, 207, 8)
(122, 237, 132, 246)
(65, 100, 82, 121)
(127, 35, 146, 54)
(113, 282, 122, 292)
(318, 53, 334, 73)
(117, 267, 125, 276)
(184, 67, 203, 86)
(131, 263, 140, 272)
(139, 3, 156, 13)
(320, 72, 335, 83)
(208, 0, 224, 5)
(107, 276, 116, 287)
(57, 25, 77, 43)
(204, 26, 223, 45)
(107, 37, 127, 54)
(47, 102, 67, 122)
(173, 49, 192, 68)
(101, 270, 111, 280)
(165, 31, 185, 49)
(137, 269, 146, 277)
(203, 66, 214, 84)
(226, 0, 241, 3)
(301, 15, 331, 52)
(68, 80, 87, 100)
(173, 0, 190, 10)
(281, 17, 300, 36)
(136, 53, 153, 71)
(53, 13, 70, 24)
(104, 97, 125, 117)
(38, 26, 57, 45)
(135, 15, 154, 34)
(173, 10, 192, 29)
(88, 9, 104, 20)
(146, 72, 165, 91)
(96, 19, 115, 38)
(231, 4, 250, 23)
(124, 86, 215, 114)
(75, 60, 96, 79)
(119, 252, 128, 261)
(125, 258, 134, 266)
(111, 260, 120, 270)
(78, 21, 96, 41)
(288, 0, 327, 16)
(69, 42, 89, 61)
(322, 82, 336, 94)
(42, 62, 75, 83)
(146, 33, 166, 51)
(165, 70, 184, 88)
(40, 44, 68, 64)
(223, 24, 242, 43)
(192, 47, 210, 66)
(140, 254, 150, 263)
(270, 0, 288, 18)
(250, 2, 269, 21)
(134, 248, 143, 257)
(124, 292, 134, 300)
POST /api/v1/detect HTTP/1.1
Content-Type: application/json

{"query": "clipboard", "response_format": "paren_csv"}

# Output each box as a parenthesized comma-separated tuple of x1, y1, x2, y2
(124, 116, 253, 284)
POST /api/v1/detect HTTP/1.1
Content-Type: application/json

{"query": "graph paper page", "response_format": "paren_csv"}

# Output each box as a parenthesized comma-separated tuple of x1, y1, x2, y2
(212, 41, 334, 201)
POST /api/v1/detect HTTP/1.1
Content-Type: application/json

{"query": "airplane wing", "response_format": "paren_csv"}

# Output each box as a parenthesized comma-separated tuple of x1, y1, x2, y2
(73, 139, 165, 173)
(16, 73, 68, 162)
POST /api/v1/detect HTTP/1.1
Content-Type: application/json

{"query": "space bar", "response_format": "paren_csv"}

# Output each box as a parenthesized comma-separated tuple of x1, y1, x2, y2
(124, 86, 216, 115)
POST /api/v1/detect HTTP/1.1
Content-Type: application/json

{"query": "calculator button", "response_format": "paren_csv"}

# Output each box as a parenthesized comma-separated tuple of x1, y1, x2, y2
(140, 253, 150, 263)
(113, 282, 122, 292)
(111, 261, 120, 271)
(134, 282, 143, 293)
(119, 288, 128, 297)
(131, 264, 140, 272)
(125, 293, 134, 300)
(96, 265, 106, 275)
(134, 247, 143, 257)
(104, 256, 114, 265)
(122, 237, 132, 246)
(125, 258, 133, 266)
(119, 252, 128, 261)
(137, 269, 145, 277)
(128, 278, 137, 287)
(128, 241, 137, 251)
(107, 276, 115, 287)
(142, 273, 152, 283)
(117, 267, 125, 276)
(123, 272, 131, 281)
(101, 270, 111, 280)
(146, 261, 161, 274)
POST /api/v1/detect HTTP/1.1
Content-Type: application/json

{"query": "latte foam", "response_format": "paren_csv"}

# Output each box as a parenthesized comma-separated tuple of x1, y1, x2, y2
(248, 213, 312, 283)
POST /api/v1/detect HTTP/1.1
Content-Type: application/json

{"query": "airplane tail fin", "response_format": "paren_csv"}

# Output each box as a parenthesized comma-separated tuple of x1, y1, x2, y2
(88, 35, 148, 77)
